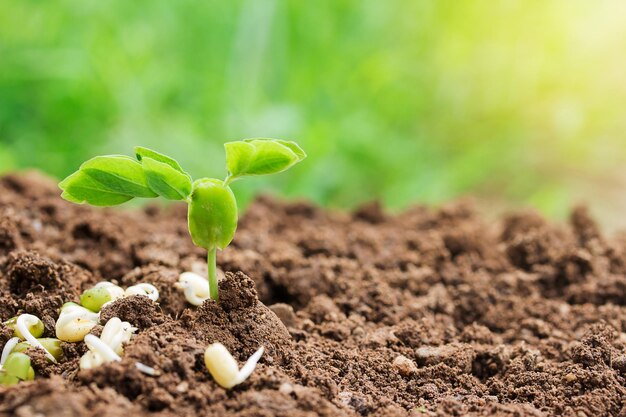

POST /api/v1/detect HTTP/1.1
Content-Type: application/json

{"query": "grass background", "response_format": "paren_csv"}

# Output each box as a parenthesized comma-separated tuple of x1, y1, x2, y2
(2, 0, 626, 227)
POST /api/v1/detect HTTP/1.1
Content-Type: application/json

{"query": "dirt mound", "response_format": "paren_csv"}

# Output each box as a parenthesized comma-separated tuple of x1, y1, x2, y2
(1, 171, 626, 416)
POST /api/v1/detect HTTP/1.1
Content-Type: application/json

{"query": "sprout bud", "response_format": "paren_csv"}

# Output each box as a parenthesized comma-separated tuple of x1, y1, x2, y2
(79, 317, 136, 370)
(203, 343, 264, 389)
(5, 316, 45, 340)
(15, 315, 56, 362)
(80, 282, 125, 312)
(56, 303, 100, 342)
(125, 283, 159, 302)
(175, 272, 210, 306)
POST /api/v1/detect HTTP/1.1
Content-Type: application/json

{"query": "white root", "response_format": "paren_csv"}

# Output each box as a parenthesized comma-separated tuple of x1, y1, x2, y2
(16, 314, 56, 363)
(79, 317, 136, 370)
(125, 283, 159, 302)
(81, 335, 121, 369)
(203, 343, 264, 389)
(56, 304, 100, 342)
(135, 362, 160, 376)
(176, 272, 210, 306)
(0, 337, 20, 369)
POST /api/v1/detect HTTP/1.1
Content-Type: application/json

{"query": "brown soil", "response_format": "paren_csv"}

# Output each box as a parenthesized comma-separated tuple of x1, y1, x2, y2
(1, 172, 626, 417)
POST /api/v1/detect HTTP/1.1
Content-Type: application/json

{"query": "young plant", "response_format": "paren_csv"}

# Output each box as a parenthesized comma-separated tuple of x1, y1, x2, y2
(59, 139, 306, 302)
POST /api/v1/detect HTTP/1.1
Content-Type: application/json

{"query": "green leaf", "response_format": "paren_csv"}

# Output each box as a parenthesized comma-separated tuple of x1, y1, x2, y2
(140, 157, 192, 200)
(224, 139, 306, 180)
(270, 140, 306, 160)
(59, 171, 134, 206)
(80, 156, 158, 198)
(135, 146, 187, 175)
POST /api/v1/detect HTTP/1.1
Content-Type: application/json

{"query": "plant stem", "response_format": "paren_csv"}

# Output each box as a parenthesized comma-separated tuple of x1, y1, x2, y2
(207, 248, 219, 302)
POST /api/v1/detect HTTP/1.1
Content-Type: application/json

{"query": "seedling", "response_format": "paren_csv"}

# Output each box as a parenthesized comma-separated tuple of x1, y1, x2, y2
(56, 302, 100, 342)
(80, 317, 136, 370)
(59, 139, 306, 302)
(204, 343, 264, 389)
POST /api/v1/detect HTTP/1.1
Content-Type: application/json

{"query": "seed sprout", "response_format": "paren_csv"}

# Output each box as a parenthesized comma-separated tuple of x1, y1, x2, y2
(175, 272, 210, 306)
(80, 281, 160, 313)
(203, 343, 264, 389)
(125, 283, 159, 301)
(59, 139, 306, 303)
(80, 282, 125, 312)
(15, 314, 57, 363)
(0, 352, 35, 386)
(5, 315, 44, 340)
(56, 302, 100, 342)
(80, 317, 136, 370)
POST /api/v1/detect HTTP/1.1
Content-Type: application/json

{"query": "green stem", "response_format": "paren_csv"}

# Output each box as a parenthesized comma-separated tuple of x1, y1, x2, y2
(207, 248, 219, 302)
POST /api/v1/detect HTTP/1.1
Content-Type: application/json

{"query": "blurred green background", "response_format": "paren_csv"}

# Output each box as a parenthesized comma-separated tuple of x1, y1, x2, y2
(2, 0, 626, 227)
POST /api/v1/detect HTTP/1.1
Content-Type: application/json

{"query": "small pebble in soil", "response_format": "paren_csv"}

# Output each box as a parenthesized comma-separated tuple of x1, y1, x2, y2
(393, 355, 418, 377)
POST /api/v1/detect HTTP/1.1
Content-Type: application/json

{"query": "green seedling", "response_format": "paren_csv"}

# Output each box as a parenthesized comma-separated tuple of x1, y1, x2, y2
(0, 352, 35, 386)
(59, 139, 306, 302)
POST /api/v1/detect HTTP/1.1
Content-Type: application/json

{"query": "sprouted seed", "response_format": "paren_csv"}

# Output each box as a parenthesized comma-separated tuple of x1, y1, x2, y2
(15, 314, 56, 363)
(56, 302, 100, 342)
(175, 272, 210, 306)
(80, 317, 136, 370)
(4, 315, 44, 340)
(203, 343, 264, 389)
(0, 352, 35, 386)
(80, 282, 125, 312)
(80, 281, 160, 313)
(125, 283, 159, 301)
(59, 139, 305, 303)
(12, 338, 64, 362)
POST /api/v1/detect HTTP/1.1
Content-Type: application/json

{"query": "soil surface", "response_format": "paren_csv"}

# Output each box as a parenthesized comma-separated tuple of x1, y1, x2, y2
(1, 172, 626, 417)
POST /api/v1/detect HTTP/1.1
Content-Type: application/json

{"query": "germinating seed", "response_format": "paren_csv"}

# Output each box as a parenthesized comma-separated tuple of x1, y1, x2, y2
(80, 317, 136, 370)
(56, 303, 100, 342)
(203, 343, 265, 389)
